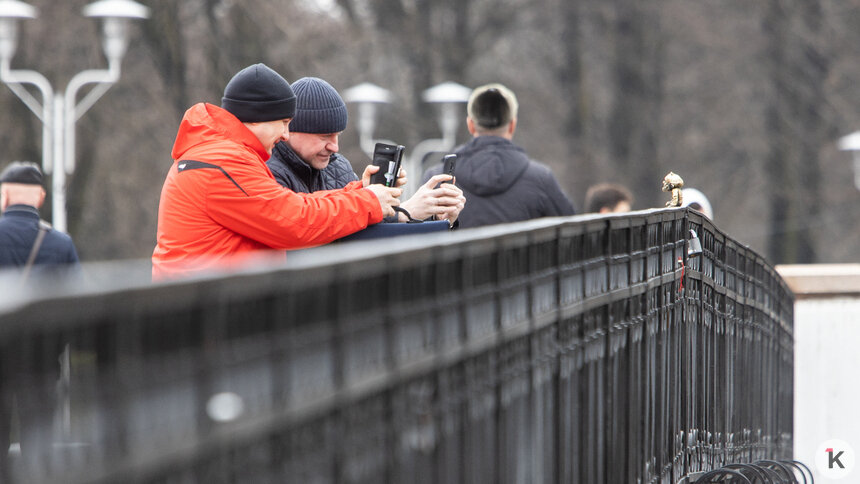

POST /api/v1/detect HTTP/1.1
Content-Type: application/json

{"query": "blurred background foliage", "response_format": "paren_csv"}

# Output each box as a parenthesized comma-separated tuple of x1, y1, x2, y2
(1, 0, 858, 264)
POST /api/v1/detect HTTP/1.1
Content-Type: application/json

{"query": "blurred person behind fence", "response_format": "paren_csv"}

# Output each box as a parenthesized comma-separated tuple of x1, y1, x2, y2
(583, 182, 634, 214)
(422, 82, 575, 228)
(267, 76, 465, 224)
(152, 64, 403, 279)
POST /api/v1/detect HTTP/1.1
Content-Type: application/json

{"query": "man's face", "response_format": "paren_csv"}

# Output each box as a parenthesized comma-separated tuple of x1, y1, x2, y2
(287, 132, 341, 170)
(246, 118, 291, 155)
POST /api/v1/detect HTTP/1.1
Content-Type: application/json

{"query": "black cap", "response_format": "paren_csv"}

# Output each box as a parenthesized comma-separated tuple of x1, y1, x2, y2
(221, 63, 297, 123)
(0, 161, 43, 186)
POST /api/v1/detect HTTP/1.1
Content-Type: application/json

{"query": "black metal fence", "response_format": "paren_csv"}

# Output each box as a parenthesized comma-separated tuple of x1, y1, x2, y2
(0, 208, 794, 484)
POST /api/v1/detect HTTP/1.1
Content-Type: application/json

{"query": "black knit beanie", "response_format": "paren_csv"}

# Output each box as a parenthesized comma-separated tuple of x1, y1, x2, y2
(0, 161, 43, 186)
(289, 77, 348, 134)
(221, 63, 297, 123)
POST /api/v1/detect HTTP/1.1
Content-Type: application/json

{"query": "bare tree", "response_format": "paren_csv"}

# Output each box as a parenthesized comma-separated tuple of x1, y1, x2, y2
(0, 0, 857, 263)
(608, 0, 665, 207)
(763, 0, 832, 263)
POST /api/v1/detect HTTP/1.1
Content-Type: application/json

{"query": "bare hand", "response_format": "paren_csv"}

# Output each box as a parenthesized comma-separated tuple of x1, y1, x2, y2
(360, 164, 406, 188)
(365, 184, 402, 218)
(360, 164, 379, 188)
(394, 166, 407, 188)
(400, 174, 465, 223)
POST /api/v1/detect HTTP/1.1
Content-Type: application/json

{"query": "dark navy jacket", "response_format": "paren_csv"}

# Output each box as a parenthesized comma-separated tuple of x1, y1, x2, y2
(422, 136, 575, 228)
(267, 141, 358, 194)
(0, 205, 80, 271)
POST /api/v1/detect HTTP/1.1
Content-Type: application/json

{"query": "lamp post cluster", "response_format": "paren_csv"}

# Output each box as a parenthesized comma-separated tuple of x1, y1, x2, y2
(343, 81, 472, 198)
(0, 0, 148, 233)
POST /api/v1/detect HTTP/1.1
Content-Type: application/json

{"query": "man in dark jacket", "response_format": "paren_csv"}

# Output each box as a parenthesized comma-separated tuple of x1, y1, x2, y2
(0, 161, 79, 272)
(0, 161, 79, 481)
(422, 83, 575, 228)
(267, 77, 465, 224)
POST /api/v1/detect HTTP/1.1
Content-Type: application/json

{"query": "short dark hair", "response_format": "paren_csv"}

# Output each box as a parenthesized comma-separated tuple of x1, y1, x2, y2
(584, 183, 633, 213)
(467, 83, 518, 130)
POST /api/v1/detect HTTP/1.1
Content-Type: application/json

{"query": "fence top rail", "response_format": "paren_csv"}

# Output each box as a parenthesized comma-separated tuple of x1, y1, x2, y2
(0, 207, 787, 333)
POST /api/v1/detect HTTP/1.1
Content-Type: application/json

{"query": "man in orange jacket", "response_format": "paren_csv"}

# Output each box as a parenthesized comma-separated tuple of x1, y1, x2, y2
(152, 63, 401, 279)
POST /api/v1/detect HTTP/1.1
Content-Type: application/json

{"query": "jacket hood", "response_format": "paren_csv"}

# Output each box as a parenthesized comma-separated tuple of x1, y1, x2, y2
(453, 136, 530, 196)
(171, 103, 269, 161)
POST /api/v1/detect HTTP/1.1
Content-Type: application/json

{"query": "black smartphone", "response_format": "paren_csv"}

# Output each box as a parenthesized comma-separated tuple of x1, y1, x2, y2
(434, 154, 457, 188)
(369, 143, 405, 187)
(442, 154, 457, 178)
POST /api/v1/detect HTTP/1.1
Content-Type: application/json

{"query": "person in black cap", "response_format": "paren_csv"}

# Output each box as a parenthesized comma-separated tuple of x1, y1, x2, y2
(152, 64, 403, 279)
(0, 161, 79, 272)
(421, 83, 575, 228)
(266, 77, 465, 224)
(0, 161, 79, 482)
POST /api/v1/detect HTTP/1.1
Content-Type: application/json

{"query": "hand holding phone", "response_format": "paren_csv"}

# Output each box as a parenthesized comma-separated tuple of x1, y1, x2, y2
(369, 143, 405, 187)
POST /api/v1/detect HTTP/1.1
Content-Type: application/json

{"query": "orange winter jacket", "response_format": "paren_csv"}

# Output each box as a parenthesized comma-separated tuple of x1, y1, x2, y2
(152, 103, 383, 279)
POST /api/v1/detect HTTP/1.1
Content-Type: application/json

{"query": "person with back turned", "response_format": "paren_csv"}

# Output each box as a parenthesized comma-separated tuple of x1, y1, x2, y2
(0, 161, 79, 277)
(422, 83, 575, 228)
(0, 161, 79, 481)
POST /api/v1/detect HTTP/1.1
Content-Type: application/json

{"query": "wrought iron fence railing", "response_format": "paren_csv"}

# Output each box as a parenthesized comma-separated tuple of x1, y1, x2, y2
(0, 208, 794, 483)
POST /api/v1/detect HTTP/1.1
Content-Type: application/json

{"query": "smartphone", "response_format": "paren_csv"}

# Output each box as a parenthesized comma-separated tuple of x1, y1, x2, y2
(434, 154, 457, 188)
(442, 154, 457, 178)
(369, 143, 405, 187)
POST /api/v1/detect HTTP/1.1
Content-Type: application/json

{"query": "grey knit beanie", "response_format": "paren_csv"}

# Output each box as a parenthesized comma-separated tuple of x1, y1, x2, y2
(289, 77, 348, 134)
(221, 63, 296, 123)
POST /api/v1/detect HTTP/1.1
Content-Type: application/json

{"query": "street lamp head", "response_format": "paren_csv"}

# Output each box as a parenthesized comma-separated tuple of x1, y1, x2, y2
(343, 82, 392, 105)
(422, 82, 471, 140)
(0, 0, 35, 18)
(838, 131, 860, 191)
(421, 81, 471, 104)
(83, 0, 149, 19)
(0, 1, 36, 61)
(343, 83, 392, 156)
(83, 0, 149, 62)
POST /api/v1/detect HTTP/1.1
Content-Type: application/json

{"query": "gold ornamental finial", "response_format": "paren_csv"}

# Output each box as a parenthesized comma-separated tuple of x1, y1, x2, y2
(661, 172, 684, 207)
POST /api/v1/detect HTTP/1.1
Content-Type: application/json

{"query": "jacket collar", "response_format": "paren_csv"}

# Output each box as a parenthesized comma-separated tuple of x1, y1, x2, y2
(272, 142, 324, 190)
(3, 204, 40, 219)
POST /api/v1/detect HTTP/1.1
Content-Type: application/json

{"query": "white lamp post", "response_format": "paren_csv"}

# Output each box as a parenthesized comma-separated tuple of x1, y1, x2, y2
(0, 0, 148, 233)
(406, 81, 472, 193)
(837, 131, 860, 191)
(342, 82, 395, 157)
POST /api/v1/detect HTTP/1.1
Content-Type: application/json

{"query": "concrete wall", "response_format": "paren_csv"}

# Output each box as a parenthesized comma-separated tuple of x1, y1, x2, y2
(777, 264, 860, 483)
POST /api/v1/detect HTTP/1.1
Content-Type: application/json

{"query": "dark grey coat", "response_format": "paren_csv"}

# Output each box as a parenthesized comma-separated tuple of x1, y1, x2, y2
(422, 136, 575, 228)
